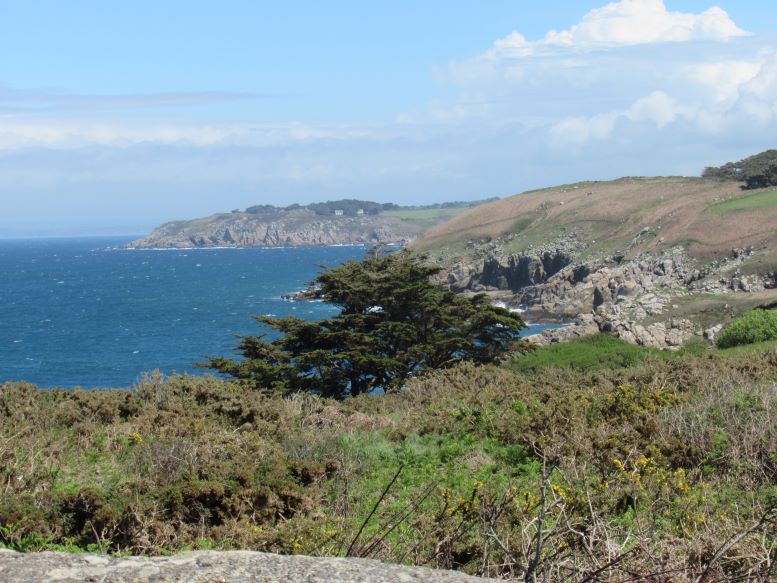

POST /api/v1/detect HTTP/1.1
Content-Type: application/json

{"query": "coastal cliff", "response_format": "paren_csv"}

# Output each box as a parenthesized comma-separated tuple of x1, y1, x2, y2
(132, 209, 423, 249)
(416, 176, 777, 348)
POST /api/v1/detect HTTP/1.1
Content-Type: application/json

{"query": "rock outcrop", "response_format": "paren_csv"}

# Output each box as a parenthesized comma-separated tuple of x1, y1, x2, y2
(415, 176, 777, 348)
(132, 209, 423, 249)
(444, 235, 775, 349)
(0, 549, 496, 583)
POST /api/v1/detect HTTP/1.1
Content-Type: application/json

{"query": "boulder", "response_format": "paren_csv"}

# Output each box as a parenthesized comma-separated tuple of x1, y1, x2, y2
(0, 550, 496, 583)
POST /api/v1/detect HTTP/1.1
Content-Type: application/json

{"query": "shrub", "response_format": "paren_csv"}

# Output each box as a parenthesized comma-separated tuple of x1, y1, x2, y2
(716, 309, 777, 348)
(508, 333, 659, 374)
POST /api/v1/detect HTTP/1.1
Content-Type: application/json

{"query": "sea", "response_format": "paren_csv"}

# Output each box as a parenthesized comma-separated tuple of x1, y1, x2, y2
(0, 237, 559, 388)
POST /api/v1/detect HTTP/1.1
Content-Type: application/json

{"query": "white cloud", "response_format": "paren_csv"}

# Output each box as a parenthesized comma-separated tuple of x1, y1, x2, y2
(550, 90, 684, 144)
(486, 0, 748, 60)
(425, 0, 777, 153)
(628, 91, 681, 126)
(547, 48, 777, 145)
(550, 113, 618, 145)
(689, 61, 762, 102)
(0, 118, 372, 150)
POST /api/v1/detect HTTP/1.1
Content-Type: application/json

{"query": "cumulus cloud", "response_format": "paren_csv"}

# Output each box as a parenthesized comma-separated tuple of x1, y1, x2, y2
(429, 0, 777, 153)
(486, 0, 747, 59)
(548, 50, 777, 145)
(689, 61, 762, 102)
(549, 91, 686, 145)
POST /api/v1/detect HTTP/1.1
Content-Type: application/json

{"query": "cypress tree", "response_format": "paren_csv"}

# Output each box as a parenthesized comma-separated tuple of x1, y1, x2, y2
(205, 248, 525, 399)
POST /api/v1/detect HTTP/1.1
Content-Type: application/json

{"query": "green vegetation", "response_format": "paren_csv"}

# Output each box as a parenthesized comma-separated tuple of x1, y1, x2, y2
(509, 333, 662, 373)
(243, 198, 499, 219)
(707, 188, 777, 213)
(2, 343, 777, 580)
(703, 149, 777, 189)
(716, 309, 777, 348)
(205, 250, 525, 398)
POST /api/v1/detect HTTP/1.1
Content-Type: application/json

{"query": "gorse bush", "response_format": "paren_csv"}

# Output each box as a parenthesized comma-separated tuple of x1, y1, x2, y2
(2, 346, 777, 580)
(716, 308, 777, 348)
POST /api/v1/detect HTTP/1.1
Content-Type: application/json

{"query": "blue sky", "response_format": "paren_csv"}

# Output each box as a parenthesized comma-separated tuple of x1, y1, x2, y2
(1, 0, 777, 236)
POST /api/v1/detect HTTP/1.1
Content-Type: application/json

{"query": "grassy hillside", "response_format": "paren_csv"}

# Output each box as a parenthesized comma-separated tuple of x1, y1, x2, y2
(380, 207, 471, 230)
(416, 177, 777, 261)
(1, 341, 776, 580)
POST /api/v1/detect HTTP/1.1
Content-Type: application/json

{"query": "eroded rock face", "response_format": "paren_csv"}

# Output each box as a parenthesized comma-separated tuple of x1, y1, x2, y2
(445, 236, 582, 293)
(0, 549, 496, 583)
(478, 251, 573, 291)
(446, 238, 772, 349)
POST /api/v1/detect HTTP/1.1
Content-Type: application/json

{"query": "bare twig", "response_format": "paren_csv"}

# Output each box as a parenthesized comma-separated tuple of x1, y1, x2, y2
(695, 505, 777, 583)
(345, 464, 403, 557)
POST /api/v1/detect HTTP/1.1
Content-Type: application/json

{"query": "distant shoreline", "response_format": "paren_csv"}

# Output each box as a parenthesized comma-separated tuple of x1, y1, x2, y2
(0, 234, 144, 241)
(123, 242, 377, 251)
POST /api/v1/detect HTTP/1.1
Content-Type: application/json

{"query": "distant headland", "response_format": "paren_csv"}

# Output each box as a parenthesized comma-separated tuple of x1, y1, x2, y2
(130, 198, 498, 249)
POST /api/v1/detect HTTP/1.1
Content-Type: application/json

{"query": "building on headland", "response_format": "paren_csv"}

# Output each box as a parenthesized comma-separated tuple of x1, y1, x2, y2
(334, 209, 344, 216)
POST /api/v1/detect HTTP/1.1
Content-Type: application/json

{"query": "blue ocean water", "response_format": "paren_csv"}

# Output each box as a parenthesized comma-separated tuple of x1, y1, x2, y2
(0, 237, 559, 388)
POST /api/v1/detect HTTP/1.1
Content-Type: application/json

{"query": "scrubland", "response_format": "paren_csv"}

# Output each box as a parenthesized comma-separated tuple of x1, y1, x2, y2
(1, 337, 776, 581)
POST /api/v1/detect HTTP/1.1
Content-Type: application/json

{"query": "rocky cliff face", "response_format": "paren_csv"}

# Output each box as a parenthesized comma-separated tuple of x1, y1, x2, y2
(440, 234, 776, 349)
(414, 176, 777, 347)
(446, 236, 582, 294)
(132, 210, 423, 249)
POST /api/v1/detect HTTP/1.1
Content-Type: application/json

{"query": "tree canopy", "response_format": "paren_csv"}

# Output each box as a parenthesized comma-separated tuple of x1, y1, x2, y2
(703, 149, 777, 190)
(205, 249, 526, 398)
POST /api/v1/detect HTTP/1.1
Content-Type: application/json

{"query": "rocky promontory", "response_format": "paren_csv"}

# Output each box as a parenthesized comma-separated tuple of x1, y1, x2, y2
(132, 209, 423, 249)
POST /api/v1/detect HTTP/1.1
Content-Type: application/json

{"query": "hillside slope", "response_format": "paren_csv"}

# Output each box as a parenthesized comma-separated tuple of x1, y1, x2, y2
(419, 177, 777, 259)
(416, 177, 777, 347)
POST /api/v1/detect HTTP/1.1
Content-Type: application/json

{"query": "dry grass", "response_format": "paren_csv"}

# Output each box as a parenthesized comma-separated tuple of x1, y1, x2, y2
(417, 177, 777, 261)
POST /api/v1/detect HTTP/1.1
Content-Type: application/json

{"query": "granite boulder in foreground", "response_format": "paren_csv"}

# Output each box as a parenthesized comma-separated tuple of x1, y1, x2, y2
(0, 549, 498, 583)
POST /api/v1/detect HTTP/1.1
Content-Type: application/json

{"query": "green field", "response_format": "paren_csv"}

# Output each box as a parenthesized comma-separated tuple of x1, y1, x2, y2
(708, 189, 777, 213)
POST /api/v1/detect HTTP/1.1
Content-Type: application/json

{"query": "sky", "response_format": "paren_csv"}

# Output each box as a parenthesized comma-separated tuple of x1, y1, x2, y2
(1, 0, 777, 236)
